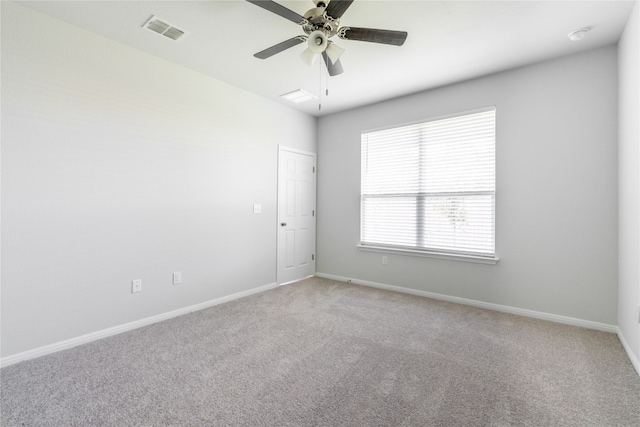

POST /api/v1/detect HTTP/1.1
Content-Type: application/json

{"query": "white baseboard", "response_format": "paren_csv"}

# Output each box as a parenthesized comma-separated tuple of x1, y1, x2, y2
(315, 273, 618, 333)
(0, 282, 278, 368)
(617, 327, 640, 378)
(279, 274, 315, 286)
(7, 276, 636, 377)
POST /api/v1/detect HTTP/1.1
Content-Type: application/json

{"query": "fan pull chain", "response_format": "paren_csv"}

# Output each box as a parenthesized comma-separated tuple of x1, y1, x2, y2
(326, 64, 329, 97)
(318, 55, 322, 111)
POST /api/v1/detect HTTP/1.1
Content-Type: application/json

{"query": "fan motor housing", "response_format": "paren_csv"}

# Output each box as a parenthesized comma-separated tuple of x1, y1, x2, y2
(303, 6, 339, 37)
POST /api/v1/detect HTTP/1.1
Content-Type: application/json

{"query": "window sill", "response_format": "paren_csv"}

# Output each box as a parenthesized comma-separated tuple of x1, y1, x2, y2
(357, 245, 499, 265)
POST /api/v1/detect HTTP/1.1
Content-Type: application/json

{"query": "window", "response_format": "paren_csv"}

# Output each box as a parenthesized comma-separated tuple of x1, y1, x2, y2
(360, 108, 496, 261)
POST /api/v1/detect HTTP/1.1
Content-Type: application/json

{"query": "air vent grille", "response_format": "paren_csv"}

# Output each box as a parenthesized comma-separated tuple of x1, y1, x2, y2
(143, 16, 186, 41)
(147, 19, 170, 35)
(163, 27, 185, 40)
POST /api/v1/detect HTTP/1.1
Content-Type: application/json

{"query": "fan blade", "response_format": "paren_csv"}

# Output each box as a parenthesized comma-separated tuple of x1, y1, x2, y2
(322, 52, 344, 76)
(339, 27, 408, 46)
(325, 0, 354, 19)
(254, 37, 305, 59)
(246, 0, 307, 25)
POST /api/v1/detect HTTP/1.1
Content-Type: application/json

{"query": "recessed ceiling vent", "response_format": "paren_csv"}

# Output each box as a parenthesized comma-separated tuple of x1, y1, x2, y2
(281, 89, 316, 104)
(142, 16, 186, 41)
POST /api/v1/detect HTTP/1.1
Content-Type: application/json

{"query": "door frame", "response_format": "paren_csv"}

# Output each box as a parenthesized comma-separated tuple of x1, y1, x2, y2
(276, 145, 317, 285)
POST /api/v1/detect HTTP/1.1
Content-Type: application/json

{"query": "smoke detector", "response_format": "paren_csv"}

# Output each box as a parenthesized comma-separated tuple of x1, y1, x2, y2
(568, 28, 590, 42)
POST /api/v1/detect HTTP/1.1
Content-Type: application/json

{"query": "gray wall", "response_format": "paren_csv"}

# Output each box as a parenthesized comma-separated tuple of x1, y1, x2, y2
(1, 3, 316, 358)
(317, 46, 619, 326)
(2, 1, 634, 364)
(618, 1, 640, 368)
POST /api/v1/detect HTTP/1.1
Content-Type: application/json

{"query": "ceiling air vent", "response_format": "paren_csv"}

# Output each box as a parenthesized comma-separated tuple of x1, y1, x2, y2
(143, 16, 186, 41)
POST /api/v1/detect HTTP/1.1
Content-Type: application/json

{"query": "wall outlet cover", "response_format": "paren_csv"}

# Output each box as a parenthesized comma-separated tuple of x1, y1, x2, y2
(131, 279, 142, 293)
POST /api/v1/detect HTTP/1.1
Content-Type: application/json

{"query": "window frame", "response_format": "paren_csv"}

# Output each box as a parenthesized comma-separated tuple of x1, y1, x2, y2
(358, 107, 499, 265)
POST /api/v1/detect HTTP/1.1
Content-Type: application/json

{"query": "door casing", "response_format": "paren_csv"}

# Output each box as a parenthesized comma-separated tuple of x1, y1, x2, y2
(276, 146, 317, 285)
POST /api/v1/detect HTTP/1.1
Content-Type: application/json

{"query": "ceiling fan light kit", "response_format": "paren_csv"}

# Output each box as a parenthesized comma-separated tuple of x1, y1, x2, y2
(325, 42, 345, 64)
(299, 45, 318, 66)
(246, 0, 408, 76)
(308, 31, 328, 53)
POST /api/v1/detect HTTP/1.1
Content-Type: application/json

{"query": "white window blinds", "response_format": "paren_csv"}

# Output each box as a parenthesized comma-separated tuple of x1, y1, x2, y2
(361, 108, 496, 257)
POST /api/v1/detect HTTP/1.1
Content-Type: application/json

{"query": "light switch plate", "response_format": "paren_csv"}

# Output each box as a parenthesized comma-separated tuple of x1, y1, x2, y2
(253, 204, 262, 214)
(132, 279, 142, 293)
(173, 272, 182, 285)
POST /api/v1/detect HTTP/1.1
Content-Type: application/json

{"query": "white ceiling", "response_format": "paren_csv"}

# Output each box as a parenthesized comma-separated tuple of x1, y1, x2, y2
(16, 0, 636, 117)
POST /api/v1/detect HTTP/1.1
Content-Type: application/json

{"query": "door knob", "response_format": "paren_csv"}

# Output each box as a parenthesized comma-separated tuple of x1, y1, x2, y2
(281, 222, 287, 227)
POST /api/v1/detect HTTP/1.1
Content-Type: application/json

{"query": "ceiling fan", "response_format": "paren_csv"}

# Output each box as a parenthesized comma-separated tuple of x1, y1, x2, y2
(246, 0, 408, 76)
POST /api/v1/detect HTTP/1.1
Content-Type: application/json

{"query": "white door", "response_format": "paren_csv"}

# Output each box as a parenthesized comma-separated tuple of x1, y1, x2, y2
(277, 146, 316, 285)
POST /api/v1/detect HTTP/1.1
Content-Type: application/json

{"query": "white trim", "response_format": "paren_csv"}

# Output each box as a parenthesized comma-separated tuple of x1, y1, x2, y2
(0, 282, 278, 368)
(315, 273, 617, 333)
(4, 276, 635, 377)
(617, 327, 640, 378)
(357, 244, 499, 265)
(276, 146, 317, 285)
(279, 275, 315, 286)
(277, 145, 316, 158)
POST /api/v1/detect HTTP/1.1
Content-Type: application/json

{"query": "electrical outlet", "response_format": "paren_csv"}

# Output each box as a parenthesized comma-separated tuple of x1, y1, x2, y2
(253, 204, 262, 214)
(173, 272, 182, 285)
(131, 279, 142, 293)
(382, 255, 388, 265)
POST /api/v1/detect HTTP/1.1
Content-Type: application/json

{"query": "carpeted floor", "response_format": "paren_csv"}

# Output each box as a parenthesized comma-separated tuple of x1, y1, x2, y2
(1, 277, 639, 426)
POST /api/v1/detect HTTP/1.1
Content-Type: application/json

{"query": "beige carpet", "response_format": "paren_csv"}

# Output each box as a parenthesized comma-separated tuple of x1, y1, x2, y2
(2, 277, 639, 426)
